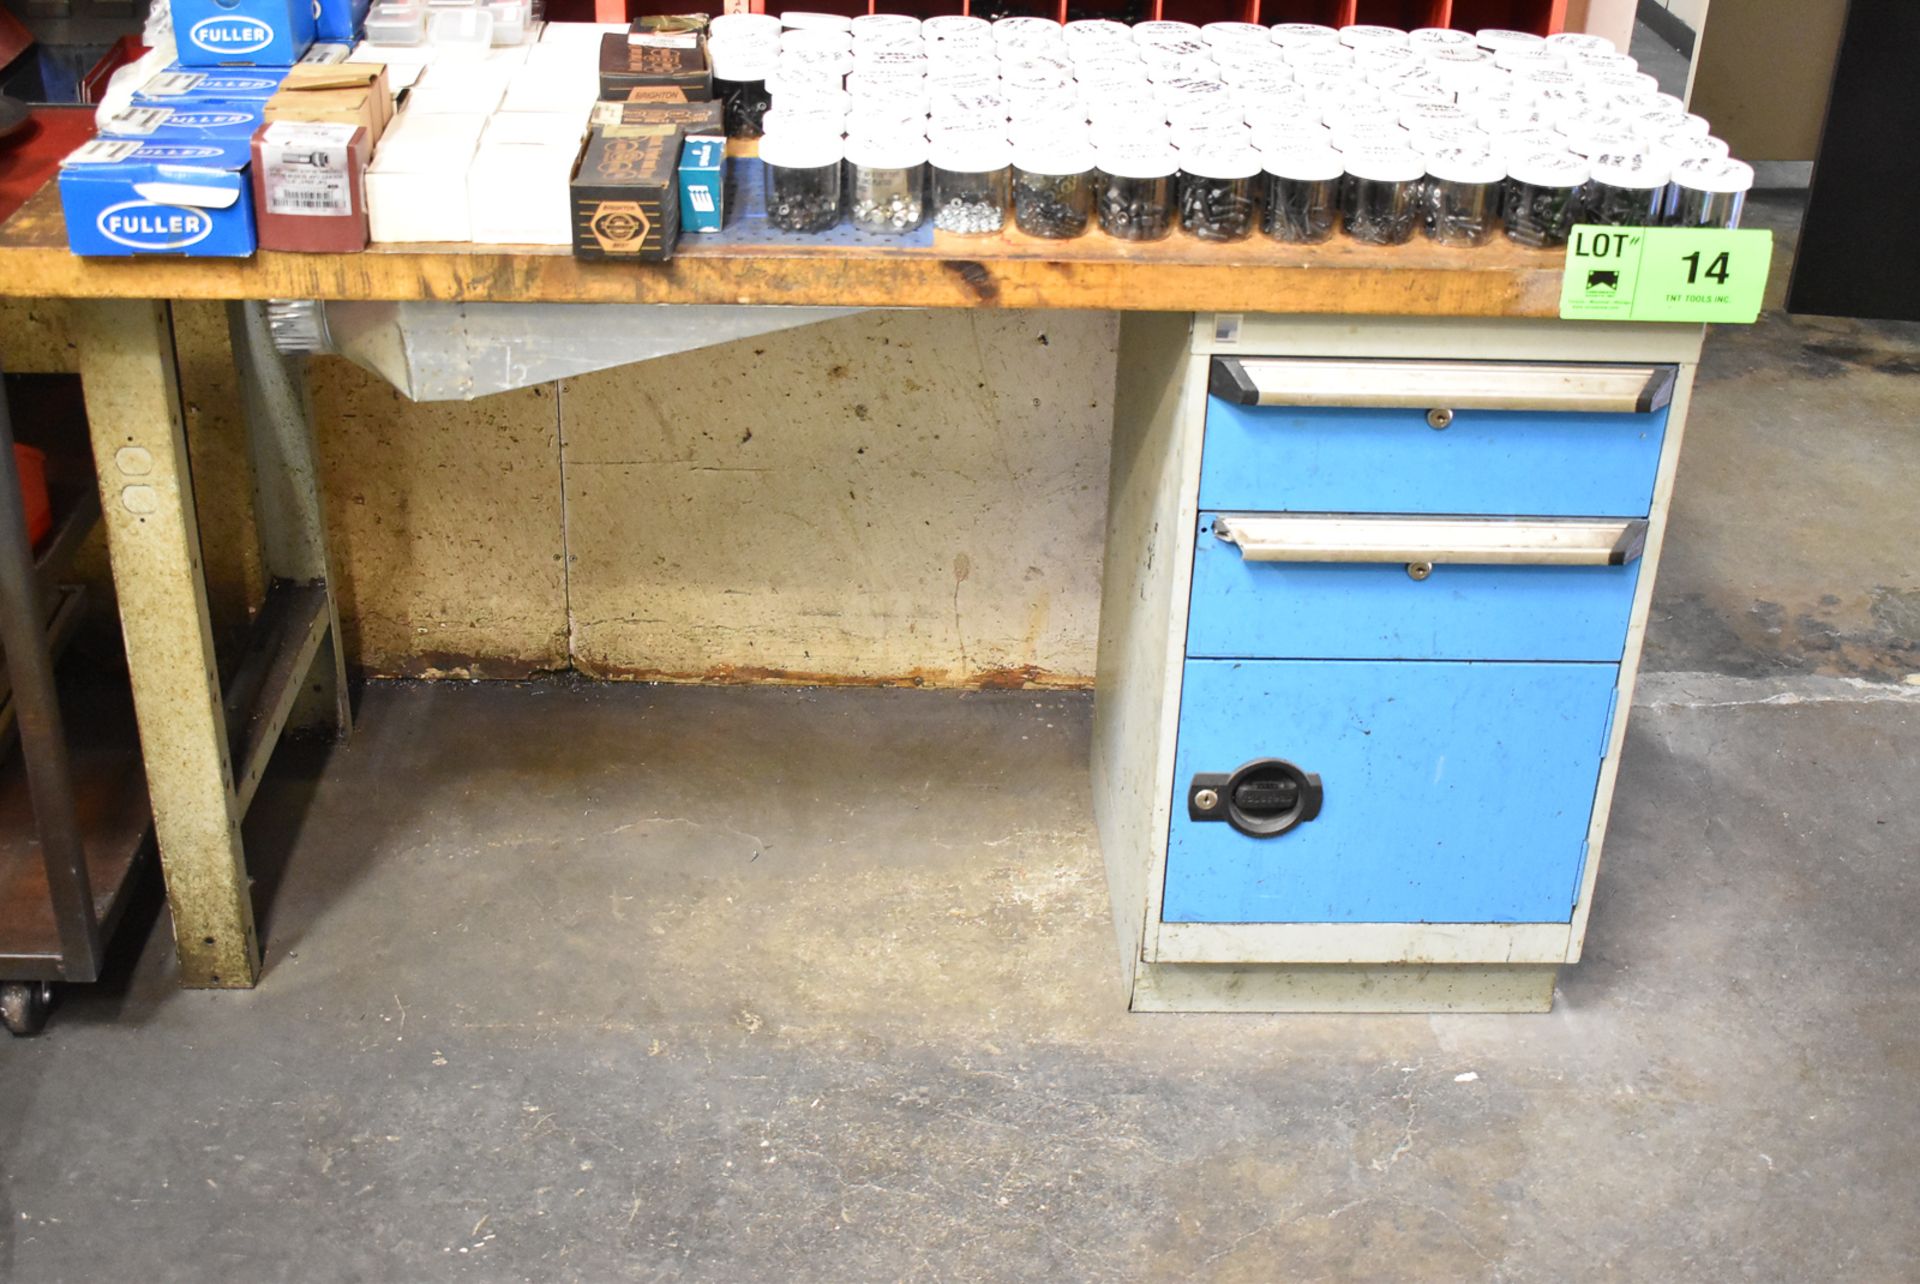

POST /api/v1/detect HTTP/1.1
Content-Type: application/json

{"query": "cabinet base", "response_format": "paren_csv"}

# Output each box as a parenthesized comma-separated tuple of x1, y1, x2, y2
(1130, 962, 1559, 1013)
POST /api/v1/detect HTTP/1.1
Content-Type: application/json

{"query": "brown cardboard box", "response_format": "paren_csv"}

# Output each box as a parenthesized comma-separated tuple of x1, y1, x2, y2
(570, 122, 683, 261)
(622, 86, 690, 104)
(251, 120, 371, 252)
(264, 63, 392, 147)
(587, 99, 723, 132)
(598, 31, 711, 101)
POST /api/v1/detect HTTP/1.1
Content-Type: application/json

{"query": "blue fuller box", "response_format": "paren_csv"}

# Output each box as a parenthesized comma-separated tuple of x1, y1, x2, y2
(171, 0, 315, 67)
(314, 0, 370, 43)
(58, 137, 257, 257)
(98, 100, 269, 142)
(678, 134, 725, 234)
(133, 64, 290, 105)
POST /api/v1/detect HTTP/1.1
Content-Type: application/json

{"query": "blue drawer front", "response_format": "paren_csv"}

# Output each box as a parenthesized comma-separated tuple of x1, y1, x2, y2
(1165, 659, 1617, 924)
(1186, 515, 1643, 662)
(1199, 399, 1669, 517)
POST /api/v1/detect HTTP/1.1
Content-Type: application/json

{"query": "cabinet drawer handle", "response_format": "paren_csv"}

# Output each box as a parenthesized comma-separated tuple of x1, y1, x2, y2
(1214, 514, 1649, 567)
(1210, 357, 1676, 415)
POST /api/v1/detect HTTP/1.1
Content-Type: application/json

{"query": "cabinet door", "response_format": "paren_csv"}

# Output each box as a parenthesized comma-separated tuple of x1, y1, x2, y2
(1165, 658, 1619, 925)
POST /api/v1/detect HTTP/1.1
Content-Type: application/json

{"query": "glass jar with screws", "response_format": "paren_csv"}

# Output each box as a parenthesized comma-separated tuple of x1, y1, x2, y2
(929, 135, 1011, 235)
(1341, 146, 1426, 246)
(1259, 143, 1342, 243)
(711, 44, 776, 139)
(845, 135, 928, 234)
(1502, 149, 1590, 247)
(759, 128, 844, 234)
(1093, 142, 1179, 242)
(1669, 156, 1754, 229)
(1178, 145, 1262, 242)
(1423, 149, 1505, 247)
(1584, 151, 1670, 226)
(1011, 135, 1096, 239)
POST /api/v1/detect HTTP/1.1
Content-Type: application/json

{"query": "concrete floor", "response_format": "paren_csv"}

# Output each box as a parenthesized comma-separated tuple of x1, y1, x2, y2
(4, 193, 1919, 1281)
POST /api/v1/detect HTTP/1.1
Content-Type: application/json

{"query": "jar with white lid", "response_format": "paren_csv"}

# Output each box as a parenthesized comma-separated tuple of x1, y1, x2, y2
(845, 134, 928, 234)
(1669, 156, 1753, 228)
(1409, 27, 1474, 48)
(710, 12, 782, 43)
(1544, 31, 1615, 54)
(1582, 151, 1670, 225)
(929, 134, 1011, 235)
(1259, 144, 1342, 243)
(1340, 25, 1410, 49)
(851, 13, 919, 35)
(1424, 149, 1505, 247)
(1566, 50, 1638, 78)
(760, 129, 844, 233)
(1503, 149, 1589, 247)
(1270, 22, 1338, 49)
(1012, 135, 1095, 239)
(711, 43, 776, 139)
(1633, 110, 1712, 145)
(782, 11, 852, 32)
(1178, 145, 1261, 242)
(1475, 28, 1545, 52)
(1342, 146, 1426, 245)
(1654, 134, 1731, 171)
(1094, 142, 1178, 241)
(1133, 20, 1200, 45)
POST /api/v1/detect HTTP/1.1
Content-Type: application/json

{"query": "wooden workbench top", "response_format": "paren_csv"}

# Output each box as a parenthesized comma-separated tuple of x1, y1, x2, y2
(0, 181, 1567, 315)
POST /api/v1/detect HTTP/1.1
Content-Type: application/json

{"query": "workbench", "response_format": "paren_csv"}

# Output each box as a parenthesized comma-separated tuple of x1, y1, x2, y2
(0, 174, 1702, 1012)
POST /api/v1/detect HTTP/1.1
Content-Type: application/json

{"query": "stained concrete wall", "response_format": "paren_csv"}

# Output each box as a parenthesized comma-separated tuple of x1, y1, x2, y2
(1, 299, 1117, 687)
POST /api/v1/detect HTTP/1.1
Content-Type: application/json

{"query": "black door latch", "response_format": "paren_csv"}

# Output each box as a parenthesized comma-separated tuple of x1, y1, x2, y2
(1188, 758, 1324, 838)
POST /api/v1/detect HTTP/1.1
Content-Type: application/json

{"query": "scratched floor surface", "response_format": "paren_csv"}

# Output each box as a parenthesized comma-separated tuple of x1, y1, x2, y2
(4, 195, 1920, 1283)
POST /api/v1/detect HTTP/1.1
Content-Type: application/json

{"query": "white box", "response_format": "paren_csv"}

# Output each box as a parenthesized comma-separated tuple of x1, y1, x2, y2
(539, 21, 627, 45)
(366, 111, 486, 242)
(521, 42, 593, 74)
(467, 140, 578, 244)
(484, 110, 588, 147)
(499, 69, 598, 113)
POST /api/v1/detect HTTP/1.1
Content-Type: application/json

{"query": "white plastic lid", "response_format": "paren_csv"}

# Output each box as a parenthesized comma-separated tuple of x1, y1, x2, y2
(776, 46, 854, 76)
(1259, 143, 1343, 182)
(710, 45, 776, 81)
(1422, 43, 1490, 64)
(1400, 100, 1471, 128)
(1270, 22, 1338, 47)
(709, 12, 781, 41)
(1545, 31, 1614, 54)
(1475, 28, 1544, 50)
(1477, 101, 1545, 132)
(1506, 148, 1589, 187)
(1387, 77, 1452, 104)
(922, 14, 988, 37)
(782, 11, 853, 32)
(1516, 65, 1581, 90)
(928, 132, 1011, 173)
(844, 133, 929, 170)
(758, 128, 843, 170)
(851, 13, 919, 31)
(1065, 18, 1129, 36)
(1339, 24, 1410, 48)
(1567, 50, 1637, 76)
(1202, 21, 1268, 46)
(1132, 20, 1200, 44)
(1012, 133, 1095, 176)
(1408, 26, 1474, 47)
(1094, 140, 1178, 179)
(1658, 134, 1732, 165)
(1178, 144, 1261, 180)
(1674, 155, 1754, 194)
(1425, 148, 1504, 184)
(1632, 109, 1711, 141)
(1286, 43, 1354, 68)
(1342, 146, 1424, 183)
(1353, 45, 1421, 75)
(780, 27, 853, 53)
(1589, 150, 1671, 188)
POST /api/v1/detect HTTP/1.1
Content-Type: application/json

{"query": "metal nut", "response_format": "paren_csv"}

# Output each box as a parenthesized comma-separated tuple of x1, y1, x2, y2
(1427, 407, 1454, 430)
(1407, 561, 1434, 581)
(1193, 788, 1220, 811)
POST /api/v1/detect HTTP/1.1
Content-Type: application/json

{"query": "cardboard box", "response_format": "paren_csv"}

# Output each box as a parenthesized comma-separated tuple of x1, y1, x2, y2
(597, 31, 709, 101)
(677, 133, 724, 234)
(58, 137, 256, 256)
(500, 69, 600, 114)
(171, 0, 315, 67)
(570, 122, 682, 260)
(315, 0, 371, 44)
(99, 101, 271, 141)
(265, 63, 392, 145)
(365, 112, 486, 241)
(469, 123, 582, 245)
(587, 99, 722, 131)
(250, 120, 369, 251)
(134, 66, 290, 104)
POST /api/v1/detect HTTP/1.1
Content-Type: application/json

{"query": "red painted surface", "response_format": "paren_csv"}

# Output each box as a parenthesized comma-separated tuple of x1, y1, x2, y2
(0, 107, 94, 226)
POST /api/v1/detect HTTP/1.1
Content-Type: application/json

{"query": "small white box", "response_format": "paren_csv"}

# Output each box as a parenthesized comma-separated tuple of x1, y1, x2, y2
(539, 21, 628, 45)
(467, 140, 579, 244)
(484, 110, 588, 147)
(350, 40, 437, 70)
(521, 41, 592, 74)
(367, 111, 486, 241)
(499, 69, 598, 113)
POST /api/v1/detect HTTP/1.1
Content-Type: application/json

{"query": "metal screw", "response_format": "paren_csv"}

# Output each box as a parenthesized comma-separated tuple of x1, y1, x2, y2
(1427, 407, 1454, 430)
(1194, 788, 1219, 811)
(1407, 561, 1434, 581)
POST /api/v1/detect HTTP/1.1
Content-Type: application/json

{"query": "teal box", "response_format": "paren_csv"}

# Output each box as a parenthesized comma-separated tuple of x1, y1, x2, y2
(677, 134, 724, 234)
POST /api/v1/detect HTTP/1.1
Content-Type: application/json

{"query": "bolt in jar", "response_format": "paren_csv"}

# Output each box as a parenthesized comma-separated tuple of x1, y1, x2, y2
(1093, 141, 1179, 242)
(1259, 143, 1342, 243)
(1669, 156, 1754, 229)
(711, 43, 776, 139)
(1341, 146, 1426, 246)
(1011, 135, 1096, 239)
(929, 135, 1011, 235)
(1584, 151, 1669, 226)
(1502, 150, 1590, 247)
(1423, 149, 1504, 246)
(845, 134, 928, 234)
(759, 129, 844, 233)
(1178, 145, 1262, 242)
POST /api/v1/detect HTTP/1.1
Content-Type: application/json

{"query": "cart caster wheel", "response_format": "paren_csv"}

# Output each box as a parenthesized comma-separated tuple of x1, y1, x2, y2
(1, 981, 54, 1036)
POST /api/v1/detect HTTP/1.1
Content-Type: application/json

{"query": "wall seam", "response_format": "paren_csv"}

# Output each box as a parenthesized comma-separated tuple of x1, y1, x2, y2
(555, 378, 574, 672)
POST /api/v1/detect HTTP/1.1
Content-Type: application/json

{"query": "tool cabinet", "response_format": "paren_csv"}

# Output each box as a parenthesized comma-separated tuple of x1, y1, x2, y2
(1092, 313, 1702, 1012)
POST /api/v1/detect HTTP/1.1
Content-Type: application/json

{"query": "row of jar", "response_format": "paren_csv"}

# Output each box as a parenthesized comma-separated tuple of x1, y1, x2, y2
(756, 136, 1756, 245)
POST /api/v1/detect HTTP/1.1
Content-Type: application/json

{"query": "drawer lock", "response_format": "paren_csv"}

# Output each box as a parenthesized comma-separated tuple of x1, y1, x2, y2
(1188, 758, 1324, 838)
